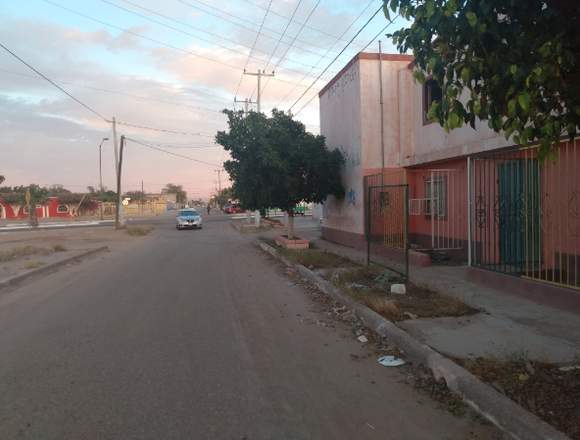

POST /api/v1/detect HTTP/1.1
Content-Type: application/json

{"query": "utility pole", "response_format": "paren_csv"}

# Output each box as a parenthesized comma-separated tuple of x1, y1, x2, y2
(111, 117, 124, 226)
(244, 69, 274, 114)
(234, 97, 257, 114)
(378, 40, 385, 185)
(141, 179, 144, 216)
(243, 70, 273, 227)
(98, 137, 109, 220)
(215, 169, 222, 193)
(115, 135, 126, 229)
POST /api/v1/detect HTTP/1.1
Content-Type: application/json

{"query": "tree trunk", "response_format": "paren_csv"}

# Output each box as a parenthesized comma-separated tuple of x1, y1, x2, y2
(287, 210, 295, 240)
(29, 202, 38, 227)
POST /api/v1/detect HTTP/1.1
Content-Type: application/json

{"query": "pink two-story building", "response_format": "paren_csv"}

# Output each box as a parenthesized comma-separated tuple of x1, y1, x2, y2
(319, 52, 580, 294)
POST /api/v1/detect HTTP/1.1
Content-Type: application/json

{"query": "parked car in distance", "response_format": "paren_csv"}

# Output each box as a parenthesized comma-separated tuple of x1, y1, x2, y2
(223, 204, 244, 214)
(176, 208, 203, 230)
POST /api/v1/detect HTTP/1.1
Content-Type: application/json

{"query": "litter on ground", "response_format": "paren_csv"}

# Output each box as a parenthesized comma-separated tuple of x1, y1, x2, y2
(378, 355, 406, 367)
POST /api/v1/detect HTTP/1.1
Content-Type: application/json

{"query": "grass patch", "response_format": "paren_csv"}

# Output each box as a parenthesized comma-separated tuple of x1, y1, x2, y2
(457, 357, 580, 438)
(23, 261, 45, 269)
(278, 248, 351, 269)
(51, 244, 67, 252)
(332, 266, 476, 321)
(125, 225, 154, 236)
(0, 246, 52, 262)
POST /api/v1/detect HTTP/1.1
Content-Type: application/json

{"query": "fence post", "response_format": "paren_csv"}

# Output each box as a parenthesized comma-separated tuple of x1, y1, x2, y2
(404, 184, 409, 281)
(366, 184, 371, 266)
(467, 156, 472, 266)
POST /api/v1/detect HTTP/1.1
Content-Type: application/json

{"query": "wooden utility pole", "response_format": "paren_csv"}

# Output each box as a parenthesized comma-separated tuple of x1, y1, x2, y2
(115, 135, 125, 229)
(111, 117, 124, 225)
(243, 69, 274, 113)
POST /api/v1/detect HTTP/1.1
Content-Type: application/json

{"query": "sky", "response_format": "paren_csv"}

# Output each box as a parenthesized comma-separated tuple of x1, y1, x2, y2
(0, 0, 407, 200)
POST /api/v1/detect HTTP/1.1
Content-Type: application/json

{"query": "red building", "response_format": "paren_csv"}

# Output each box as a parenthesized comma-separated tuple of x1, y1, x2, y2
(0, 196, 98, 220)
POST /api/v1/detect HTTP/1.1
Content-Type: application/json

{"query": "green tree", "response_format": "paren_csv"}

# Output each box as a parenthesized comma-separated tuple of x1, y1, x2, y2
(47, 184, 71, 195)
(385, 0, 580, 157)
(124, 191, 146, 203)
(0, 176, 5, 185)
(216, 109, 344, 238)
(163, 184, 187, 204)
(211, 187, 234, 209)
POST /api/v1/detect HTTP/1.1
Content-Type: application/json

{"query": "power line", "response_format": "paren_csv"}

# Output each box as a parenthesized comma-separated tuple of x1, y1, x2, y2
(262, 0, 303, 72)
(0, 68, 228, 116)
(288, 5, 384, 113)
(42, 0, 316, 90)
(240, 0, 369, 48)
(0, 41, 108, 121)
(126, 137, 222, 167)
(259, 0, 321, 99)
(235, 0, 273, 99)
(276, 0, 375, 108)
(176, 0, 333, 60)
(116, 121, 215, 137)
(294, 16, 400, 117)
(105, 0, 317, 71)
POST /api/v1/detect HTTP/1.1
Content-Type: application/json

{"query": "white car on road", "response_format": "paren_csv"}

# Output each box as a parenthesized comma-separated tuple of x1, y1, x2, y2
(175, 209, 203, 230)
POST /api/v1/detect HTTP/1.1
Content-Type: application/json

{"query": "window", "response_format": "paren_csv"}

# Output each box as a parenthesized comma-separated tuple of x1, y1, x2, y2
(423, 79, 442, 124)
(57, 204, 69, 213)
(425, 176, 447, 218)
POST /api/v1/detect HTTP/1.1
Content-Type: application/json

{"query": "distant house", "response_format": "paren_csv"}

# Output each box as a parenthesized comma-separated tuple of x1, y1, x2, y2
(319, 52, 580, 292)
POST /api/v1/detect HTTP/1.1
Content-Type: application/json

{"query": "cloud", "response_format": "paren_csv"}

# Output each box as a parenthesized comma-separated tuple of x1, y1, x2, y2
(1, 1, 382, 196)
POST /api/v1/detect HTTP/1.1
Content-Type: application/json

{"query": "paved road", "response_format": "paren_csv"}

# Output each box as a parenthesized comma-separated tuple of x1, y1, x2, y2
(0, 216, 498, 440)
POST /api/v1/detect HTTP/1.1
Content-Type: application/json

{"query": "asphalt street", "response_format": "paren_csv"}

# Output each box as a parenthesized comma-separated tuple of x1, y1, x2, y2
(0, 214, 499, 440)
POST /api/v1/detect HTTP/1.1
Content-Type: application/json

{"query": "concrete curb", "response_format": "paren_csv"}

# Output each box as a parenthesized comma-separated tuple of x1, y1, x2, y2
(0, 246, 109, 290)
(256, 240, 570, 440)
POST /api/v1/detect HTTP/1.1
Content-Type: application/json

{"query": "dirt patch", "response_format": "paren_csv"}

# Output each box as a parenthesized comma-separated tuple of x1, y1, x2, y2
(457, 357, 580, 439)
(22, 261, 45, 270)
(278, 248, 353, 269)
(125, 225, 154, 236)
(329, 266, 477, 321)
(0, 245, 53, 262)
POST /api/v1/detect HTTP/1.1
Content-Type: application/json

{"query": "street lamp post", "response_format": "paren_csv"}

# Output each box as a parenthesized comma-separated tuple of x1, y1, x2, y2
(98, 137, 109, 220)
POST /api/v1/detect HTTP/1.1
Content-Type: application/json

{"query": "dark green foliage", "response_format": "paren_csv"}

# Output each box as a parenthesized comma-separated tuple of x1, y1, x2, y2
(216, 109, 345, 212)
(386, 0, 580, 158)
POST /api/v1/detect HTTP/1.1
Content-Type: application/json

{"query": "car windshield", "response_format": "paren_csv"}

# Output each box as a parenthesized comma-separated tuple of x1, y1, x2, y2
(178, 210, 198, 217)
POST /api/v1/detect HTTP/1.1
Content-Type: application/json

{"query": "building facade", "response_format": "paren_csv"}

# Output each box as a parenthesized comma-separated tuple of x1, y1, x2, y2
(320, 52, 580, 292)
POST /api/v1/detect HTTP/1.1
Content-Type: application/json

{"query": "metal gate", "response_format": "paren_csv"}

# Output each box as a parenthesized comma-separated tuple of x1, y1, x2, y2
(408, 168, 466, 251)
(365, 182, 409, 280)
(470, 140, 580, 290)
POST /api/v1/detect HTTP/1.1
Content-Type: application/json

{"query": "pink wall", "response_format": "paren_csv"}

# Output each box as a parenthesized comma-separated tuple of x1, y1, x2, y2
(407, 158, 468, 249)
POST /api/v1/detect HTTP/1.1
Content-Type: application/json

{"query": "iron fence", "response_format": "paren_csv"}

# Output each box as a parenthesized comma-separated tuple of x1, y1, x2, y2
(470, 139, 580, 290)
(364, 177, 409, 280)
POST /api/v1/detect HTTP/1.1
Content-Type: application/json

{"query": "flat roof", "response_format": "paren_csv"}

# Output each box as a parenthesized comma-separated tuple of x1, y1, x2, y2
(318, 52, 414, 98)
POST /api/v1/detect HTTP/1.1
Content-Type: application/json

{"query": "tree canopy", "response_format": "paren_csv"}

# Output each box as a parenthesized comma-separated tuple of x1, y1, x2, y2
(385, 0, 580, 157)
(211, 187, 234, 208)
(216, 109, 345, 213)
(163, 183, 187, 204)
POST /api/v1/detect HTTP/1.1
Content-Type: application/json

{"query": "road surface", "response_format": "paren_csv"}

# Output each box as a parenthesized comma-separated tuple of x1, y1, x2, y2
(0, 215, 498, 439)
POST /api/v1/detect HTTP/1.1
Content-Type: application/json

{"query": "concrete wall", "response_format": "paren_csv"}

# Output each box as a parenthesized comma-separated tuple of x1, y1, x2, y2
(319, 54, 413, 238)
(358, 55, 414, 169)
(320, 59, 364, 236)
(404, 78, 511, 166)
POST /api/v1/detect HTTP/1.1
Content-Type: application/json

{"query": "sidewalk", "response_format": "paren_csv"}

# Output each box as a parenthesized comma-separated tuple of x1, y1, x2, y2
(291, 222, 580, 363)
